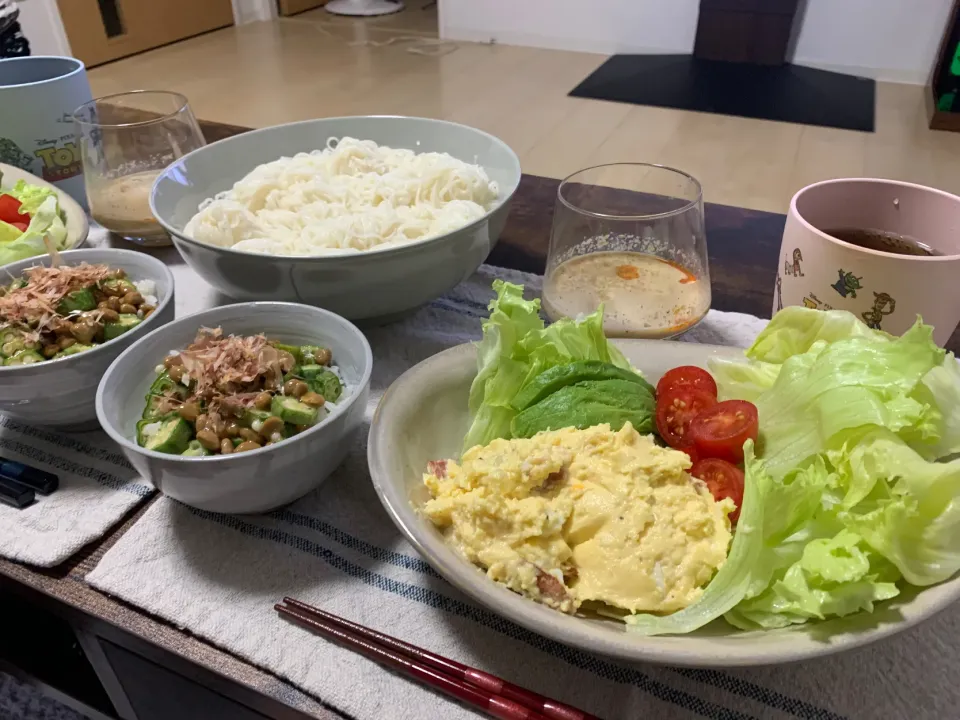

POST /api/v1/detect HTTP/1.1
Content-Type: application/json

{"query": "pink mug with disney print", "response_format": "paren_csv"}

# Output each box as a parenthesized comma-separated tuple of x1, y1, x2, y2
(775, 178, 960, 346)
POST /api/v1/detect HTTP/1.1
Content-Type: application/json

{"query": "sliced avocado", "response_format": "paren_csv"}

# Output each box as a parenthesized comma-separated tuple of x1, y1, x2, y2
(142, 394, 177, 421)
(100, 278, 136, 295)
(143, 372, 191, 420)
(104, 313, 142, 341)
(148, 371, 187, 397)
(143, 417, 193, 454)
(301, 365, 342, 402)
(57, 288, 97, 314)
(3, 349, 44, 366)
(272, 342, 303, 362)
(180, 440, 211, 457)
(53, 343, 94, 359)
(243, 408, 273, 428)
(300, 364, 323, 380)
(0, 329, 39, 357)
(510, 379, 656, 439)
(0, 335, 26, 357)
(271, 395, 319, 426)
(511, 361, 654, 412)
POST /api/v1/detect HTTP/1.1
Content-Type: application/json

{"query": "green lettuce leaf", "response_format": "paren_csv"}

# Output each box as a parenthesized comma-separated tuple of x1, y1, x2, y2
(0, 195, 67, 265)
(750, 320, 945, 480)
(725, 528, 900, 629)
(6, 179, 58, 216)
(709, 308, 960, 631)
(747, 306, 889, 364)
(0, 220, 23, 243)
(624, 442, 768, 635)
(462, 280, 630, 452)
(911, 356, 960, 460)
(708, 355, 782, 402)
(833, 429, 960, 586)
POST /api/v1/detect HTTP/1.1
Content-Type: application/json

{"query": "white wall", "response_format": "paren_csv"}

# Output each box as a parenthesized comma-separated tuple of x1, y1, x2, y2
(14, 0, 72, 56)
(439, 0, 954, 84)
(791, 0, 953, 85)
(440, 0, 700, 56)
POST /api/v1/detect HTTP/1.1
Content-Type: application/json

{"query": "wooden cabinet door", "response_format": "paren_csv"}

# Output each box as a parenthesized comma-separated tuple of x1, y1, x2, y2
(58, 0, 234, 68)
(278, 0, 328, 16)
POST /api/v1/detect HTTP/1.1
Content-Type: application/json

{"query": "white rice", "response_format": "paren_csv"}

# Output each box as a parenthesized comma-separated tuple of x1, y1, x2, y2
(134, 279, 158, 307)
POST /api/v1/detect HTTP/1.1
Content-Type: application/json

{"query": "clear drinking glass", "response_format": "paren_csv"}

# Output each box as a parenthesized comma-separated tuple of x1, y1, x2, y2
(73, 90, 205, 246)
(542, 163, 710, 339)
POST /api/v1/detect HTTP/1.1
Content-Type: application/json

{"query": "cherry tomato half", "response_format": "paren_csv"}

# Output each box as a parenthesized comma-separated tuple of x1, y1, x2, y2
(677, 439, 701, 465)
(0, 195, 29, 225)
(656, 365, 718, 399)
(10, 222, 27, 232)
(688, 399, 759, 464)
(691, 458, 745, 523)
(655, 387, 717, 449)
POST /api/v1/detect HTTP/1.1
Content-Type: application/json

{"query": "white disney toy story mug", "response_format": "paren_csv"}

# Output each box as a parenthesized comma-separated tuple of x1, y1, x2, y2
(776, 178, 960, 347)
(0, 56, 92, 206)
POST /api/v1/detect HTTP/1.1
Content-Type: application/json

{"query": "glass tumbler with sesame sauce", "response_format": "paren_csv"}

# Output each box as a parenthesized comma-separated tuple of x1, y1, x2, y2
(542, 163, 711, 339)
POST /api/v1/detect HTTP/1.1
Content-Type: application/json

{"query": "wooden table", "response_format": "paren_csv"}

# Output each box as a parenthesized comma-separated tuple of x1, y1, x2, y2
(1, 119, 957, 720)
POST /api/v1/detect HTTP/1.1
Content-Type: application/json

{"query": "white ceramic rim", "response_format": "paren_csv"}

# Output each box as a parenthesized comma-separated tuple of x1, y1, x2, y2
(148, 115, 522, 261)
(0, 56, 86, 89)
(0, 248, 174, 376)
(367, 341, 960, 667)
(790, 177, 960, 262)
(96, 301, 373, 464)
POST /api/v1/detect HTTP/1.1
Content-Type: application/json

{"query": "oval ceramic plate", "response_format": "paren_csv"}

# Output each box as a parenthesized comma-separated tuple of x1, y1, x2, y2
(0, 162, 89, 251)
(367, 339, 960, 667)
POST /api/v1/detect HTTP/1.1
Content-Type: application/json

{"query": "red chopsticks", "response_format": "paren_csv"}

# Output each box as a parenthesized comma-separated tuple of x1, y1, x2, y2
(275, 597, 599, 720)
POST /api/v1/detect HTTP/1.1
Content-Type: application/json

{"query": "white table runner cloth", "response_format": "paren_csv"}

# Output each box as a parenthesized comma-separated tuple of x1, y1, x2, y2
(0, 421, 153, 566)
(86, 265, 958, 720)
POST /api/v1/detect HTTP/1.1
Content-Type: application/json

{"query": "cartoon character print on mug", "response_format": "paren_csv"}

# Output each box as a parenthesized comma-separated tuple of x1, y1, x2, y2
(775, 178, 960, 347)
(779, 247, 898, 331)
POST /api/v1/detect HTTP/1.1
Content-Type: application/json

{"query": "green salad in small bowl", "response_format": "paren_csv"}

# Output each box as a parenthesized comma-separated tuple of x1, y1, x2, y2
(0, 165, 87, 264)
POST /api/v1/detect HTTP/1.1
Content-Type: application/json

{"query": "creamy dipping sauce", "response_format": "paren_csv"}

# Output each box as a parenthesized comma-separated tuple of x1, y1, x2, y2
(543, 251, 710, 338)
(88, 171, 166, 240)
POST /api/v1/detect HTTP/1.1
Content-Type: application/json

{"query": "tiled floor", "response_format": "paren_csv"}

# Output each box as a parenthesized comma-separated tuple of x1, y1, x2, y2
(87, 6, 960, 214)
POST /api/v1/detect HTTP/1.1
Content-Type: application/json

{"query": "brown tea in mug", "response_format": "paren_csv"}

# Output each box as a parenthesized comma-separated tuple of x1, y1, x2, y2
(824, 227, 941, 257)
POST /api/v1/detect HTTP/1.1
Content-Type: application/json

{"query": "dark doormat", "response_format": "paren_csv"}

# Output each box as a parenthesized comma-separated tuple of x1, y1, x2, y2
(570, 54, 876, 132)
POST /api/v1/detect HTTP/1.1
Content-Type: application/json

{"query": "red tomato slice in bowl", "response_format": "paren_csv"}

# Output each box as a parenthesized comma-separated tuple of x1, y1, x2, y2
(656, 365, 718, 399)
(0, 195, 29, 225)
(677, 440, 700, 465)
(655, 387, 717, 449)
(689, 399, 759, 464)
(691, 458, 745, 523)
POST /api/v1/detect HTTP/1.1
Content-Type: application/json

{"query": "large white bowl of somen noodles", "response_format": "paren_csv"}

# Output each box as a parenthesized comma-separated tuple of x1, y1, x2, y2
(150, 116, 521, 321)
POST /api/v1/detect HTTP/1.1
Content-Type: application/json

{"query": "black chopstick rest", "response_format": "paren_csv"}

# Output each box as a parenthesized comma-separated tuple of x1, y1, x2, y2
(0, 457, 58, 495)
(0, 477, 35, 509)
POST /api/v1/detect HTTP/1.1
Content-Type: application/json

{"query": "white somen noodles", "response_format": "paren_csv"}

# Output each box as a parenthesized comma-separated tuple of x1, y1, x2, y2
(184, 137, 500, 255)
